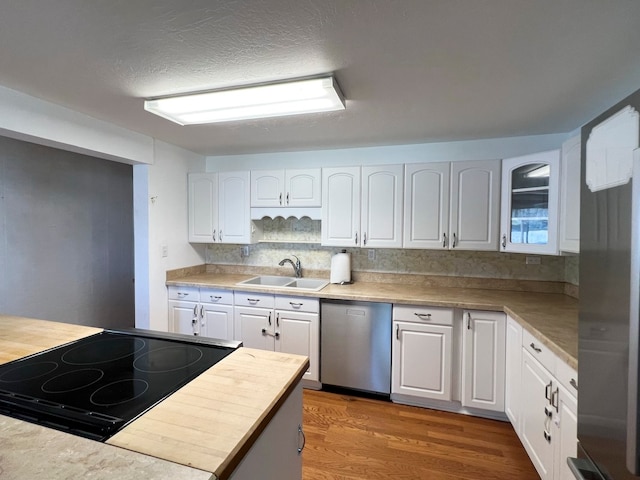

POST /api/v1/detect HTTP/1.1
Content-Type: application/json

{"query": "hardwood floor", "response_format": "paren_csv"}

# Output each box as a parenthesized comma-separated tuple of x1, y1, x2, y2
(302, 390, 539, 480)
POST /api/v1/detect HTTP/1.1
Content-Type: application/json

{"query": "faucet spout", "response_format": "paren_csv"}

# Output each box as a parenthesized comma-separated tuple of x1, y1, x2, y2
(278, 255, 302, 278)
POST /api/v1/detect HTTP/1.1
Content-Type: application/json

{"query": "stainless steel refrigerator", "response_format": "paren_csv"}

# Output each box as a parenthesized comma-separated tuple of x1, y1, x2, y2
(570, 88, 640, 479)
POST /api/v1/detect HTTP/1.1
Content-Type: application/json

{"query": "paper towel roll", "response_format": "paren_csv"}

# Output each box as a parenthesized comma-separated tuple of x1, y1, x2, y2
(330, 250, 351, 284)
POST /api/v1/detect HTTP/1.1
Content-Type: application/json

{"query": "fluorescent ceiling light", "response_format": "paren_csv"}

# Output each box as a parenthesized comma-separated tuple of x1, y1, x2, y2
(144, 76, 345, 125)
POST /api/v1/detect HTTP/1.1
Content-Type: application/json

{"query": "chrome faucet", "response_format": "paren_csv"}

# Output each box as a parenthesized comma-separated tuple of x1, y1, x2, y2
(279, 255, 302, 278)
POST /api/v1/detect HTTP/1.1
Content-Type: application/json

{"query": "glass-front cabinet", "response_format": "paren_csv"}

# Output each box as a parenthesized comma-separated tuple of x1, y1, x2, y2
(500, 150, 561, 255)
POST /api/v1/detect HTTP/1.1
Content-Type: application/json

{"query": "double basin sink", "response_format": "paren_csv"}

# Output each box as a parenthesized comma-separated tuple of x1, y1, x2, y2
(236, 275, 329, 292)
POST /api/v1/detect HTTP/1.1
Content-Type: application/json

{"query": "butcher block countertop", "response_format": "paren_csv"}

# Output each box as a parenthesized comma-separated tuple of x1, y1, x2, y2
(168, 272, 579, 370)
(0, 315, 309, 480)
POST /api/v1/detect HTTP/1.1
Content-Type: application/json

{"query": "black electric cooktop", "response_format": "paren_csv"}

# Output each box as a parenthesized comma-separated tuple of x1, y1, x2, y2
(0, 329, 241, 441)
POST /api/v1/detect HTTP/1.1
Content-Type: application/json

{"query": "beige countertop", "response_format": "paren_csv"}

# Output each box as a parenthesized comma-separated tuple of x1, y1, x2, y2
(0, 315, 309, 480)
(168, 273, 579, 370)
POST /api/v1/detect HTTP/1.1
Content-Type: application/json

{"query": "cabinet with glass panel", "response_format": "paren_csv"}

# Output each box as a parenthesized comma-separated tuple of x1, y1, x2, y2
(500, 150, 561, 255)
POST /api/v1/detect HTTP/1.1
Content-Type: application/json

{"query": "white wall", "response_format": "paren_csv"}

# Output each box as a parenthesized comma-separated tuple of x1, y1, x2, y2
(136, 140, 206, 331)
(206, 133, 570, 171)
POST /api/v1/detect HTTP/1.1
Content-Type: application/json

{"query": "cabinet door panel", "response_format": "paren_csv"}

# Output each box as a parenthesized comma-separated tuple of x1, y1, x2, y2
(403, 163, 450, 249)
(555, 385, 577, 480)
(361, 165, 403, 248)
(392, 321, 452, 401)
(201, 303, 234, 341)
(520, 349, 554, 480)
(251, 170, 284, 207)
(462, 310, 505, 411)
(233, 306, 274, 350)
(286, 169, 321, 207)
(505, 316, 523, 431)
(276, 310, 319, 382)
(188, 173, 218, 243)
(450, 160, 500, 251)
(168, 300, 198, 336)
(321, 167, 360, 246)
(219, 171, 251, 244)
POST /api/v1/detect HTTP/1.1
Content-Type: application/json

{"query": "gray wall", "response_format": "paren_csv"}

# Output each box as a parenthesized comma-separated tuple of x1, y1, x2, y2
(0, 136, 134, 328)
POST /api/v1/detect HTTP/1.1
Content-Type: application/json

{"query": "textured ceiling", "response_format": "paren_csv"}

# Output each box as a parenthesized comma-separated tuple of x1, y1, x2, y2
(0, 1, 639, 155)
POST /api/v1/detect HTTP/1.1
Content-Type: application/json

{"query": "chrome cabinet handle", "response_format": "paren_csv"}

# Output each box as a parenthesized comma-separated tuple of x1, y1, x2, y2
(289, 302, 303, 308)
(551, 387, 559, 412)
(452, 232, 457, 248)
(355, 232, 358, 245)
(442, 233, 447, 248)
(543, 430, 551, 443)
(261, 328, 279, 338)
(545, 381, 553, 401)
(276, 312, 280, 327)
(219, 230, 223, 241)
(193, 305, 198, 316)
(286, 192, 290, 205)
(297, 424, 306, 454)
(363, 232, 367, 245)
(396, 324, 400, 340)
(268, 312, 272, 326)
(209, 295, 222, 301)
(466, 312, 472, 330)
(279, 193, 282, 205)
(530, 342, 542, 353)
(247, 298, 260, 304)
(212, 229, 216, 242)
(177, 292, 189, 298)
(502, 234, 507, 248)
(570, 378, 578, 390)
(414, 312, 432, 320)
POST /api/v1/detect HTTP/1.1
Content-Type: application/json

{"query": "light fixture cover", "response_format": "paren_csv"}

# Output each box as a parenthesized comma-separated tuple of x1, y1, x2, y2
(144, 76, 345, 125)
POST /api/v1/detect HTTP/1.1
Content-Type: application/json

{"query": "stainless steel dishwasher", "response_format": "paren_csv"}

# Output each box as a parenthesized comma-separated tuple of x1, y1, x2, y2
(321, 300, 392, 395)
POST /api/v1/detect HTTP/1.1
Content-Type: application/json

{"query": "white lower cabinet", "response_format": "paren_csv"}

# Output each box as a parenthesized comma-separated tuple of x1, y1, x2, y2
(229, 381, 304, 480)
(519, 329, 578, 480)
(234, 292, 319, 383)
(391, 305, 454, 401)
(168, 286, 234, 341)
(461, 310, 506, 412)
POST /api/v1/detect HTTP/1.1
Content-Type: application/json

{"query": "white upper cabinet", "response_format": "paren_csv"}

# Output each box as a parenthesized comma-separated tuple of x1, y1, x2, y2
(500, 150, 561, 255)
(321, 166, 361, 246)
(188, 173, 218, 243)
(361, 164, 404, 248)
(218, 171, 253, 244)
(450, 160, 501, 251)
(559, 135, 581, 253)
(403, 160, 500, 251)
(251, 168, 321, 207)
(403, 162, 450, 249)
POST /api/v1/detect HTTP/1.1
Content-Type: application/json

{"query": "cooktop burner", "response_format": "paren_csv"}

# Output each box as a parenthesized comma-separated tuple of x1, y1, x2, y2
(0, 329, 240, 441)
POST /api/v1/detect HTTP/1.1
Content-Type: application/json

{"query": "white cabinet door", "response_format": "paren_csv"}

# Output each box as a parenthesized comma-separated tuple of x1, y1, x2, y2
(554, 384, 577, 480)
(168, 300, 198, 335)
(361, 164, 404, 248)
(500, 150, 561, 255)
(403, 162, 450, 249)
(559, 135, 581, 253)
(520, 349, 555, 480)
(286, 168, 321, 207)
(450, 160, 501, 251)
(200, 303, 234, 341)
(234, 306, 274, 350)
(505, 315, 523, 431)
(392, 321, 453, 401)
(251, 170, 284, 207)
(461, 310, 505, 412)
(219, 171, 252, 244)
(275, 310, 319, 382)
(188, 173, 218, 243)
(321, 167, 361, 246)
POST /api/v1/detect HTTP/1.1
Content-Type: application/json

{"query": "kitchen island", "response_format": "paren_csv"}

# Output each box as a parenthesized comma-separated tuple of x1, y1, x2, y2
(0, 315, 309, 480)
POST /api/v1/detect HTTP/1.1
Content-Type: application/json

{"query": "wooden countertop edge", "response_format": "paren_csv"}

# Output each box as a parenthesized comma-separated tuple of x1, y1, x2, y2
(216, 357, 309, 480)
(167, 274, 578, 370)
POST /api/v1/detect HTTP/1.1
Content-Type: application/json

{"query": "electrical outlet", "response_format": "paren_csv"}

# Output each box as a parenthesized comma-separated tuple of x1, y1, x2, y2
(161, 245, 168, 258)
(368, 249, 376, 261)
(526, 256, 541, 265)
(241, 246, 250, 257)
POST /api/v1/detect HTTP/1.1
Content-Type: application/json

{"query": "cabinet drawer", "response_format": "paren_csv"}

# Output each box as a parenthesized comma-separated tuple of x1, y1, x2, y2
(392, 304, 453, 326)
(275, 295, 319, 313)
(234, 291, 275, 308)
(168, 286, 200, 302)
(522, 329, 556, 375)
(200, 288, 233, 305)
(555, 359, 578, 394)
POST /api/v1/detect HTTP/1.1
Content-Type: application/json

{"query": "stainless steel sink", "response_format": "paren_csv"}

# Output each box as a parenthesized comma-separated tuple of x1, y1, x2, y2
(236, 276, 329, 292)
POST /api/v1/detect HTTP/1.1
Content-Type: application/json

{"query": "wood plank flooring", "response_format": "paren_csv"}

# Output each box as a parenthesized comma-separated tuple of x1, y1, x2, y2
(302, 390, 539, 480)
